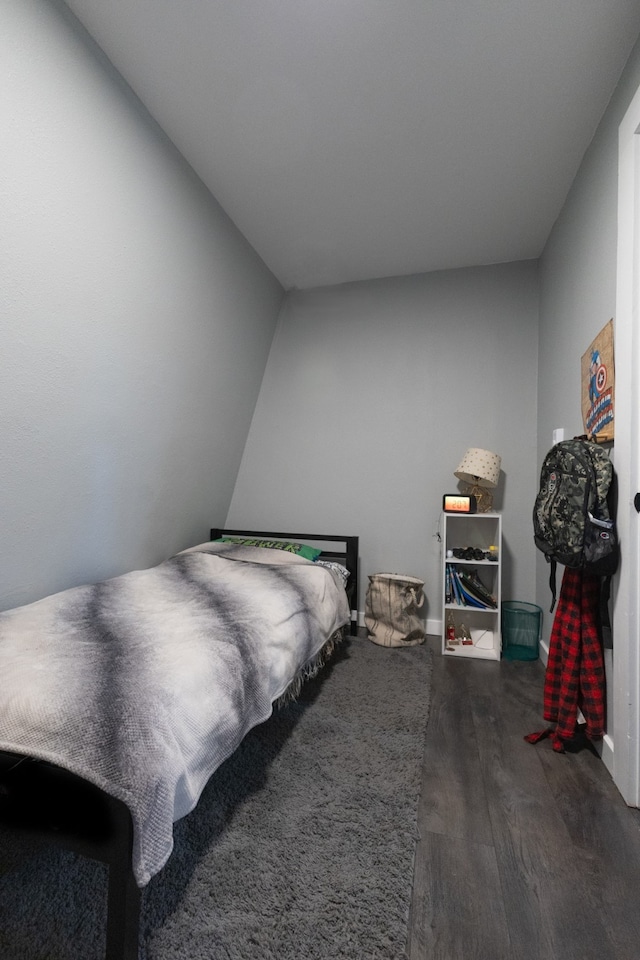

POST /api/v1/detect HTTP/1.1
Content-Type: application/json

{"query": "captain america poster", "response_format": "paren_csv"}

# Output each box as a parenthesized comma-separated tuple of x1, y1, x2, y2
(581, 319, 615, 442)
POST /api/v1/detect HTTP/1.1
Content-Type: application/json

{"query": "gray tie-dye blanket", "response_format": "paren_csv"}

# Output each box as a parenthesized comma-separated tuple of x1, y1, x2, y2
(0, 542, 349, 885)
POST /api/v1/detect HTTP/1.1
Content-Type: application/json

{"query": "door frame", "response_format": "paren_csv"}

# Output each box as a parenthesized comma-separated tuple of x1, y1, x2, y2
(613, 82, 640, 806)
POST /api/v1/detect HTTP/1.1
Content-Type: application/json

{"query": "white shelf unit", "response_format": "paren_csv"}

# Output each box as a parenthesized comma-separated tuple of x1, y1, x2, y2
(441, 512, 502, 661)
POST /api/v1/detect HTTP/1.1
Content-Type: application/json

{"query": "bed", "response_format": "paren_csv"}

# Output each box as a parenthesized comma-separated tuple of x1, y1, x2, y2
(0, 529, 358, 960)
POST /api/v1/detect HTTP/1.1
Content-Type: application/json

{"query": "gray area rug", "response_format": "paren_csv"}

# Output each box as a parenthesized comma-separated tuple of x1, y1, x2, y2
(0, 637, 432, 959)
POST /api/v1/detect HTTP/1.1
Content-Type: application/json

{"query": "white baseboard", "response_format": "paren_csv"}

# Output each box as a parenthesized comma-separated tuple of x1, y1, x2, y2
(597, 733, 615, 773)
(358, 612, 440, 637)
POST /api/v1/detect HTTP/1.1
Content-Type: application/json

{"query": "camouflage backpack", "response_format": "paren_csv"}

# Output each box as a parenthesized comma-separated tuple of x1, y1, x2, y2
(533, 438, 618, 612)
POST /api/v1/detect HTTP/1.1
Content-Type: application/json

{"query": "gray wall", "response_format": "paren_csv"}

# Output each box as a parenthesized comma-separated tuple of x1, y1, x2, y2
(0, 0, 284, 611)
(537, 34, 640, 638)
(228, 262, 539, 627)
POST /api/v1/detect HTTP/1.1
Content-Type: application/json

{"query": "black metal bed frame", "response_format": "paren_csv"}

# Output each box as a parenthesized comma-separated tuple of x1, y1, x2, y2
(0, 531, 359, 960)
(0, 751, 141, 959)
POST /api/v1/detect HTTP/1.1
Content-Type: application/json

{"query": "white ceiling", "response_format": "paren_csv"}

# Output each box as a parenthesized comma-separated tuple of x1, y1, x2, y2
(63, 0, 640, 290)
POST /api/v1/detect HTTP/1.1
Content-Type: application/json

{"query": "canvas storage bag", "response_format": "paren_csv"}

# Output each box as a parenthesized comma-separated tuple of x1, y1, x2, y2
(365, 573, 425, 647)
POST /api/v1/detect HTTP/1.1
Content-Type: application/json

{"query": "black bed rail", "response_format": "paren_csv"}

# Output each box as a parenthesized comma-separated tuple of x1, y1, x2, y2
(0, 751, 140, 960)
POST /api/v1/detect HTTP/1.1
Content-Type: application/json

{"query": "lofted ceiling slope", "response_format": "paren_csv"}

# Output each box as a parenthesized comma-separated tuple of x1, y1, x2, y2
(62, 0, 640, 290)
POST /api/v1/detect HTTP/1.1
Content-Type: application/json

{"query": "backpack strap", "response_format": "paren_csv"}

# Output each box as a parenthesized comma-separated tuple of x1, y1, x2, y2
(548, 558, 557, 612)
(598, 468, 617, 649)
(599, 575, 613, 648)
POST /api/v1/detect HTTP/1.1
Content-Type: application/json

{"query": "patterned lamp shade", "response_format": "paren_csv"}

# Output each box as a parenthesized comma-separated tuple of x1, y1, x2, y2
(454, 448, 502, 488)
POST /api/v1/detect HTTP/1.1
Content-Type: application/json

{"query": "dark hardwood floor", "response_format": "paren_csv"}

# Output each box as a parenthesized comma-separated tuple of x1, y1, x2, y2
(407, 636, 640, 960)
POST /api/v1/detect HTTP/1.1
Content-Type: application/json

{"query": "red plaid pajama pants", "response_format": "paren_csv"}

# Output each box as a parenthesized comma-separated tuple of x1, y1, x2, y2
(525, 566, 606, 752)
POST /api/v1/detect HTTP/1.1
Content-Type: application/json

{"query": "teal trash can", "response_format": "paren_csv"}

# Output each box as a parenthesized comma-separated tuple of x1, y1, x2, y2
(501, 601, 542, 661)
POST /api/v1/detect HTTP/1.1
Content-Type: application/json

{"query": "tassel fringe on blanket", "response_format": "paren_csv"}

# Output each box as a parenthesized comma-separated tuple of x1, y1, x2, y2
(275, 627, 346, 708)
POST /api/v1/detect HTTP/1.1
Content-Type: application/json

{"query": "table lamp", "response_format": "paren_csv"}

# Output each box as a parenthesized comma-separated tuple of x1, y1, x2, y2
(454, 448, 501, 513)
